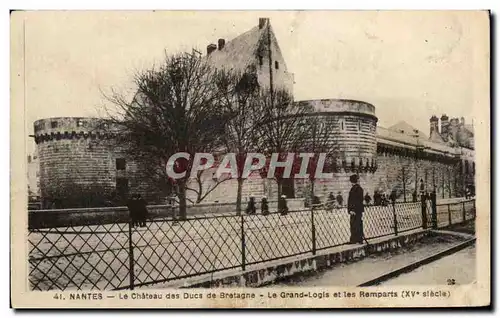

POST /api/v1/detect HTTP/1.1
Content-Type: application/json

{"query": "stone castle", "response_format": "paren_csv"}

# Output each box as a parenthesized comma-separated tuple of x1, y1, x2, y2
(30, 18, 476, 208)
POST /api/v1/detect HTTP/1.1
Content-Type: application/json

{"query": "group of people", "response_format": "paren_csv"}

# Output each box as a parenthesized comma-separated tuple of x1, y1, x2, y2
(323, 190, 387, 209)
(244, 174, 366, 245)
(245, 195, 289, 216)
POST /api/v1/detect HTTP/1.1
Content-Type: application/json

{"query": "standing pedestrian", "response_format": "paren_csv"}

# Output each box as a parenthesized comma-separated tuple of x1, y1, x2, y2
(136, 194, 148, 227)
(419, 179, 425, 199)
(364, 192, 372, 206)
(347, 174, 364, 244)
(261, 196, 269, 216)
(246, 196, 256, 215)
(373, 190, 381, 206)
(381, 193, 388, 206)
(279, 195, 289, 216)
(390, 189, 397, 205)
(126, 194, 138, 228)
(336, 191, 343, 208)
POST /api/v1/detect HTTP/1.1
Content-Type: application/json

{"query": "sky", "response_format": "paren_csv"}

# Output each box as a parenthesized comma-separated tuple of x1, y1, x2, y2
(18, 11, 485, 154)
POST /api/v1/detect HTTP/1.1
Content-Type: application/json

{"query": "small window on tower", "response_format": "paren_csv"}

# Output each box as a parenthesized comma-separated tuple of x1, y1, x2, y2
(275, 61, 279, 69)
(116, 158, 126, 170)
(259, 55, 263, 66)
(339, 119, 346, 131)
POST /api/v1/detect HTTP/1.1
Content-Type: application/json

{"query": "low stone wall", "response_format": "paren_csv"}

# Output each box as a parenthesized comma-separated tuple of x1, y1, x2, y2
(182, 230, 432, 288)
(28, 198, 305, 229)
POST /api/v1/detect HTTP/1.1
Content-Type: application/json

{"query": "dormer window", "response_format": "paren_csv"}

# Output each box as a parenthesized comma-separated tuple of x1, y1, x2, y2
(275, 61, 279, 69)
(51, 121, 58, 129)
(77, 120, 85, 127)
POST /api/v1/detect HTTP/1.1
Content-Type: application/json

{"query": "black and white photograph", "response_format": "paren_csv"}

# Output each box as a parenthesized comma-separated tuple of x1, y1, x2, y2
(10, 10, 489, 308)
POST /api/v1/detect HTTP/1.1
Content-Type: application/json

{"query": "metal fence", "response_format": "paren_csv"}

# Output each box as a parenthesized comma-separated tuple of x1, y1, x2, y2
(28, 198, 476, 291)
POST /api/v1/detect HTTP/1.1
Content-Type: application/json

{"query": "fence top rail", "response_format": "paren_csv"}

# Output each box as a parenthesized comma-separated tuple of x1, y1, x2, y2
(28, 199, 306, 213)
(436, 198, 476, 206)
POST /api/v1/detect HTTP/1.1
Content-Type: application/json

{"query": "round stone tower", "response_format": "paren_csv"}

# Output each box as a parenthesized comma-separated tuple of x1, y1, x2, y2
(293, 99, 378, 201)
(33, 117, 118, 208)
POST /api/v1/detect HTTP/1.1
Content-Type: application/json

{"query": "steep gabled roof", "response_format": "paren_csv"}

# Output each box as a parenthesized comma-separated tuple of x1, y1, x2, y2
(429, 129, 446, 144)
(206, 26, 264, 73)
(388, 121, 428, 139)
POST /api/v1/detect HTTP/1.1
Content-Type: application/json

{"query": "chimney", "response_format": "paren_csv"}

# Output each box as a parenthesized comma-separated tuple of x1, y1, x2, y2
(449, 118, 460, 138)
(430, 115, 439, 135)
(218, 38, 225, 50)
(206, 44, 217, 56)
(259, 17, 269, 29)
(440, 114, 449, 136)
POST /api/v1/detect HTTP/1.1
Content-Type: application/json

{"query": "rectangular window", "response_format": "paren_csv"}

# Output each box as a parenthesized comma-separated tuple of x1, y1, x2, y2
(259, 55, 263, 66)
(275, 61, 279, 69)
(116, 158, 126, 170)
(51, 121, 58, 129)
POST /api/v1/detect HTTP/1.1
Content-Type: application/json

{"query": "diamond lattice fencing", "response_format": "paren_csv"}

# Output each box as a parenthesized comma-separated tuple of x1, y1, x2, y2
(28, 198, 476, 290)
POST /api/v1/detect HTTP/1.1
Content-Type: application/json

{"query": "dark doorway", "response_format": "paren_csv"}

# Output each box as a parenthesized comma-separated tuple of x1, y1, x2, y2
(281, 179, 295, 198)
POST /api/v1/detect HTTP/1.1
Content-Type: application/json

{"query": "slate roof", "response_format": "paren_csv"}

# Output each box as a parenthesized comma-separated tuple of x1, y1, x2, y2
(429, 129, 446, 144)
(387, 121, 428, 139)
(205, 21, 288, 74)
(206, 26, 264, 73)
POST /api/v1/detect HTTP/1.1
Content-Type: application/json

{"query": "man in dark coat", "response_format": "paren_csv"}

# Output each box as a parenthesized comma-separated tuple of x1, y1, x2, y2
(279, 195, 289, 216)
(135, 194, 149, 227)
(390, 189, 397, 205)
(373, 190, 381, 206)
(347, 174, 364, 244)
(261, 196, 269, 216)
(126, 194, 139, 227)
(246, 196, 256, 215)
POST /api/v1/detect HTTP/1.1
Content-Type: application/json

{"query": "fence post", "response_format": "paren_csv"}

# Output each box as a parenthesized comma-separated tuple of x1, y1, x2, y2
(392, 203, 398, 236)
(431, 191, 438, 229)
(402, 167, 406, 202)
(421, 195, 427, 229)
(447, 204, 452, 226)
(462, 201, 466, 222)
(240, 214, 246, 271)
(127, 220, 135, 290)
(311, 208, 316, 255)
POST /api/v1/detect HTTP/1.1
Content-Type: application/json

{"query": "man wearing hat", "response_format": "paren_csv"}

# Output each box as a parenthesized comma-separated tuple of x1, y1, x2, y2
(347, 174, 364, 244)
(279, 195, 289, 216)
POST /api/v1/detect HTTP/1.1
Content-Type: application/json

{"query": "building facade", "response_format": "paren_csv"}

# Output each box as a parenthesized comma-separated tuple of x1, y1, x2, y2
(30, 18, 476, 208)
